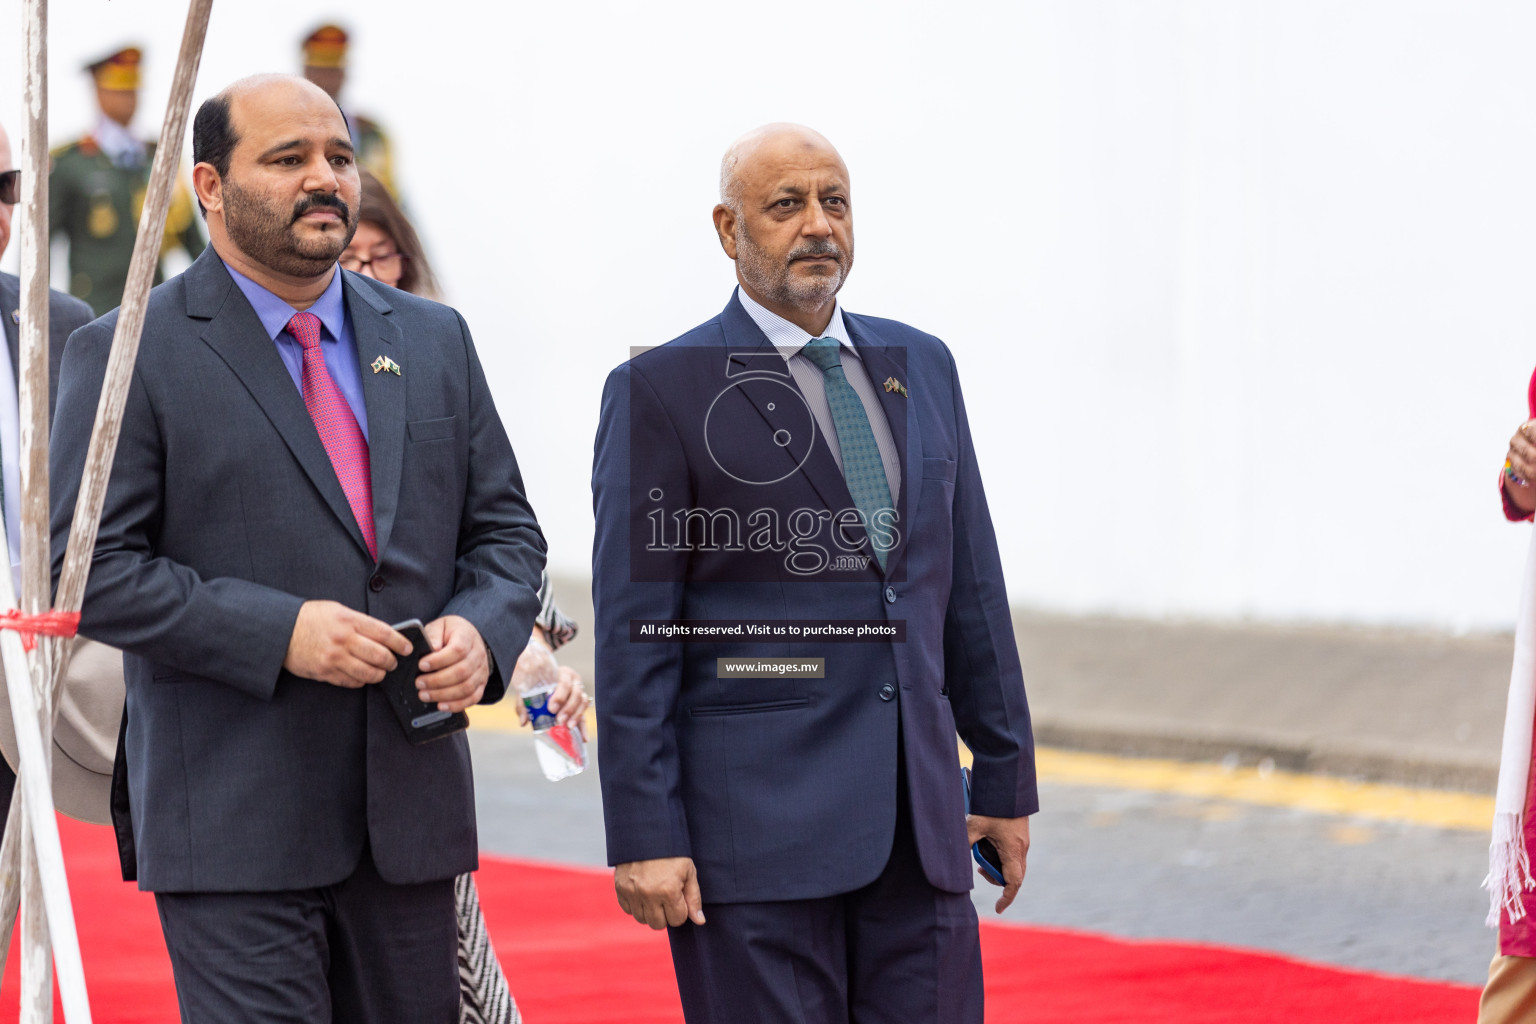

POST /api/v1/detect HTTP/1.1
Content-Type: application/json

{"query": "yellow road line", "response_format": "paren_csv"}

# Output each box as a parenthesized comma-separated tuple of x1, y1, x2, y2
(469, 707, 1491, 832)
(1031, 747, 1493, 832)
(469, 701, 597, 738)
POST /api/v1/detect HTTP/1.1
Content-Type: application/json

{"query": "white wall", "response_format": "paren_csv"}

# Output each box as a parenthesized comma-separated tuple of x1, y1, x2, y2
(3, 1, 1534, 631)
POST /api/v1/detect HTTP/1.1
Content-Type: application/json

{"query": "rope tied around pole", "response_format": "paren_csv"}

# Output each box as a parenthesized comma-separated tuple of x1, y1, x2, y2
(0, 610, 80, 651)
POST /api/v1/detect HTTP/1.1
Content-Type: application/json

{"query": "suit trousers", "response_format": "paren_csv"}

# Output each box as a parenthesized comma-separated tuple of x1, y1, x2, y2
(155, 844, 459, 1024)
(667, 750, 984, 1024)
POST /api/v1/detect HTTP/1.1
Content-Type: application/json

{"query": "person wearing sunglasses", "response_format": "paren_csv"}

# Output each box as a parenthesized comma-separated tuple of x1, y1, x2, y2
(0, 116, 106, 844)
(48, 46, 205, 317)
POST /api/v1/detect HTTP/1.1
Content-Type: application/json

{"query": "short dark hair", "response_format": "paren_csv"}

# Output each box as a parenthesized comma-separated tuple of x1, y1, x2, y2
(188, 82, 352, 216)
(191, 92, 237, 214)
(192, 92, 237, 178)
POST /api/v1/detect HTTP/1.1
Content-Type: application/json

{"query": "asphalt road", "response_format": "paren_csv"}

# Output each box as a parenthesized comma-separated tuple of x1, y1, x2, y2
(469, 729, 1494, 986)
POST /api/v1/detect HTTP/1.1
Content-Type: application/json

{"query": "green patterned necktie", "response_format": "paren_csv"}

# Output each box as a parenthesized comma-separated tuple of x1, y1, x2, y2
(802, 337, 893, 570)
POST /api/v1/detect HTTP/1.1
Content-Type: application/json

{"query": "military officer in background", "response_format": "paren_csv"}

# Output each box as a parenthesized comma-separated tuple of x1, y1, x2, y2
(300, 24, 397, 195)
(49, 46, 205, 317)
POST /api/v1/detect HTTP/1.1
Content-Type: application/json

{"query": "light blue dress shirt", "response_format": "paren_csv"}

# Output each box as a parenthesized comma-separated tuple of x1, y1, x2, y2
(224, 262, 369, 440)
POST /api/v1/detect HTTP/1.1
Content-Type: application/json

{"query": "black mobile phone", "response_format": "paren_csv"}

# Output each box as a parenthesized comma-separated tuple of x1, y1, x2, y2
(961, 766, 1006, 886)
(378, 618, 469, 746)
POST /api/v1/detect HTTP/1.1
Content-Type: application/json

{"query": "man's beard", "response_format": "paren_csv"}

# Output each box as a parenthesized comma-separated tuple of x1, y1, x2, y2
(222, 179, 355, 278)
(735, 221, 852, 312)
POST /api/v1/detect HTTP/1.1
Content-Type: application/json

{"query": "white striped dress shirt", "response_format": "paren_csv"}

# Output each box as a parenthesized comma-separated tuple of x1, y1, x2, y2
(736, 287, 902, 503)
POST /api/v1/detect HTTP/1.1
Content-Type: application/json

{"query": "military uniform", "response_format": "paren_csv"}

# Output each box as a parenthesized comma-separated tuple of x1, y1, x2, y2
(50, 46, 204, 317)
(350, 113, 395, 194)
(302, 23, 398, 195)
(49, 135, 202, 317)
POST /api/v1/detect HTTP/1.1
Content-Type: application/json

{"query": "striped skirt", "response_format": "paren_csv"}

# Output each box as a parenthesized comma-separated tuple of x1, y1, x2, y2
(456, 872, 521, 1024)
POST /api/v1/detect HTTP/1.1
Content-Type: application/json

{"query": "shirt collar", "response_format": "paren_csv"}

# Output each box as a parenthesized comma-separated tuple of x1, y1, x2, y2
(92, 116, 144, 166)
(225, 261, 348, 343)
(735, 286, 855, 363)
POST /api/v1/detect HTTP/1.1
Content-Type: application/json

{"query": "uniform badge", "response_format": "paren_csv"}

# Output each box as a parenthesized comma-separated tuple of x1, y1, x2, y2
(882, 376, 908, 398)
(371, 355, 401, 376)
(88, 195, 118, 239)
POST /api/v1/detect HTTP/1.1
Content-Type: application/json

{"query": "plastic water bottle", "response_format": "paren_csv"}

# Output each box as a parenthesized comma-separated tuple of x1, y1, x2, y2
(521, 683, 587, 781)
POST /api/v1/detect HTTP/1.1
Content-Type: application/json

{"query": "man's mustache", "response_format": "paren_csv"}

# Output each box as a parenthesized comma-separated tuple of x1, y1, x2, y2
(291, 194, 351, 224)
(788, 240, 842, 263)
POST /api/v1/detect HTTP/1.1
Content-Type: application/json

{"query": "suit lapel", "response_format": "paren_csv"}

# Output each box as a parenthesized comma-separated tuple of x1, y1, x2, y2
(718, 295, 857, 517)
(846, 314, 918, 580)
(190, 252, 372, 559)
(345, 274, 405, 561)
(0, 275, 19, 378)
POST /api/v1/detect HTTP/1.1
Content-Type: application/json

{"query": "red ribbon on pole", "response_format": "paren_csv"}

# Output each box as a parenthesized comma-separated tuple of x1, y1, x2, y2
(0, 609, 80, 651)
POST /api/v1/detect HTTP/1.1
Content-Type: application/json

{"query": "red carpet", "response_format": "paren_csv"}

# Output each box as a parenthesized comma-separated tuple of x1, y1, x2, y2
(0, 817, 1480, 1022)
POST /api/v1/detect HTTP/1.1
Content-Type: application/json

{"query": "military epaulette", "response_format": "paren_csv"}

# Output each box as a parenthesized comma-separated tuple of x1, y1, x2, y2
(52, 136, 99, 159)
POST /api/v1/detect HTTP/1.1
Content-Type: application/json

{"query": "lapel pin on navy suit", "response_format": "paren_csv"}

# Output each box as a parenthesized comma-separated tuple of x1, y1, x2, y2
(9, 311, 16, 325)
(882, 375, 907, 398)
(370, 355, 401, 376)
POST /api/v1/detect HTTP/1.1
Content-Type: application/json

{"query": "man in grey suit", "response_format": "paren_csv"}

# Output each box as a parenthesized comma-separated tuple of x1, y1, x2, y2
(49, 75, 545, 1023)
(0, 116, 97, 828)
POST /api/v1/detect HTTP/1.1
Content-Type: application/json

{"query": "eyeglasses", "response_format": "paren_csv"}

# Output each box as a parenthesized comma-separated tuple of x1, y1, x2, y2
(0, 170, 18, 206)
(340, 251, 407, 275)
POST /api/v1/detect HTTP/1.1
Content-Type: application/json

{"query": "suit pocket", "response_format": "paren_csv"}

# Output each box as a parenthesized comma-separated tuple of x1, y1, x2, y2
(922, 457, 957, 482)
(407, 416, 456, 442)
(690, 698, 809, 717)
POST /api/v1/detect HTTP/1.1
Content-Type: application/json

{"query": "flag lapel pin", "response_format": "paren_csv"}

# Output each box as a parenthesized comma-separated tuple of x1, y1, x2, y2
(372, 355, 401, 376)
(882, 376, 907, 398)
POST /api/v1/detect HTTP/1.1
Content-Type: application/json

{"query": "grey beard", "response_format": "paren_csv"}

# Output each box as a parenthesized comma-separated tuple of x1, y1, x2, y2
(735, 228, 848, 313)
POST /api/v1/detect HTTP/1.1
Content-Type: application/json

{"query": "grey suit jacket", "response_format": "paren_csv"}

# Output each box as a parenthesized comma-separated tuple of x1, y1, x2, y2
(0, 271, 95, 419)
(49, 247, 546, 892)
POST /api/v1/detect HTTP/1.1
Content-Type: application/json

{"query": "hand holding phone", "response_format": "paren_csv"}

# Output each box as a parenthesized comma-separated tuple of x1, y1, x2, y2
(379, 618, 470, 745)
(283, 600, 414, 687)
(414, 615, 493, 712)
(961, 766, 1006, 887)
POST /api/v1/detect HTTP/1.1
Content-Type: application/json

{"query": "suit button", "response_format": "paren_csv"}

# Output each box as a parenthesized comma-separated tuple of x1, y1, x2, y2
(879, 683, 895, 701)
(884, 586, 897, 604)
(369, 574, 386, 593)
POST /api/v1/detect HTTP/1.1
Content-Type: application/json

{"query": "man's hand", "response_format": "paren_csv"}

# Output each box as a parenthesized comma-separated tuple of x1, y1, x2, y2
(417, 615, 491, 713)
(283, 600, 413, 687)
(614, 857, 706, 929)
(1508, 420, 1536, 513)
(966, 813, 1030, 914)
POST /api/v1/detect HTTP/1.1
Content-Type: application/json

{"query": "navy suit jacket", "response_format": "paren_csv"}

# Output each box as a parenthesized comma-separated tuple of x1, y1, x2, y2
(50, 248, 546, 892)
(592, 291, 1035, 903)
(0, 271, 94, 418)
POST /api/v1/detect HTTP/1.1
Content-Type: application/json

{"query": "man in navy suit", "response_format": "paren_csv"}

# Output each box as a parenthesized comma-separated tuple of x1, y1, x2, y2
(50, 76, 544, 1022)
(592, 124, 1036, 1023)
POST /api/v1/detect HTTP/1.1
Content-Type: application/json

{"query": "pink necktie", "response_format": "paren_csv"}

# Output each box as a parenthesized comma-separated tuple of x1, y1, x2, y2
(284, 311, 377, 559)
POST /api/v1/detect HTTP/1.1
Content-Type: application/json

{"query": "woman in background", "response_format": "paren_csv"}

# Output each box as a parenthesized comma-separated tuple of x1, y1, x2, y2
(343, 169, 588, 1024)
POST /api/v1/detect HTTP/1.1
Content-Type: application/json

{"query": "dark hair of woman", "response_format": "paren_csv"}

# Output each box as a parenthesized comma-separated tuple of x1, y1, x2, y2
(355, 168, 441, 299)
